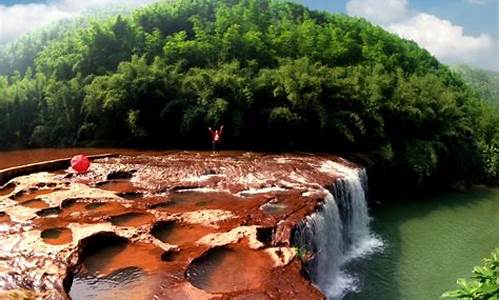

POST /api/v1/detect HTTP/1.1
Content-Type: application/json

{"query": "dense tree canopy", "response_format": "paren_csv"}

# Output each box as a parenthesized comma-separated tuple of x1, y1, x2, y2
(0, 0, 497, 192)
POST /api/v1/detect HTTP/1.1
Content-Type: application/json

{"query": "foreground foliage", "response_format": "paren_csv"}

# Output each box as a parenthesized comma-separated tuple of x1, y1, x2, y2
(0, 0, 497, 191)
(442, 249, 499, 300)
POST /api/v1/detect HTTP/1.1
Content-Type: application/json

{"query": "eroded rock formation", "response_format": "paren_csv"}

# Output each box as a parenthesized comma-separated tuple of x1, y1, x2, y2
(0, 151, 359, 300)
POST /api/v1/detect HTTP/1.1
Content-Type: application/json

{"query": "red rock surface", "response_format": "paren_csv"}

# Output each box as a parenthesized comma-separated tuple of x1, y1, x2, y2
(0, 151, 359, 299)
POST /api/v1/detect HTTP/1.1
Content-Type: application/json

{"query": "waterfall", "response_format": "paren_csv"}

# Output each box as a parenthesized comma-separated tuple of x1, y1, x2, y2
(294, 167, 383, 299)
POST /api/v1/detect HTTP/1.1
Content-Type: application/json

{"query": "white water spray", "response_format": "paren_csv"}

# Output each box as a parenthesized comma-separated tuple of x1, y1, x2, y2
(294, 165, 383, 299)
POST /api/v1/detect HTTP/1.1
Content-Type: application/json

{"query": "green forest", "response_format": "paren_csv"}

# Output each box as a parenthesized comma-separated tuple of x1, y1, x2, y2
(451, 64, 499, 107)
(0, 0, 497, 192)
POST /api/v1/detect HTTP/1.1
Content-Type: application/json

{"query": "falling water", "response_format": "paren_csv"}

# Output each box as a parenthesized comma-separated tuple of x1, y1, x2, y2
(294, 167, 383, 299)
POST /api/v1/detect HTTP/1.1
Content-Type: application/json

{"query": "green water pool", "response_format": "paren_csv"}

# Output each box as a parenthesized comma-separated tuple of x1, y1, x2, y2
(345, 186, 498, 300)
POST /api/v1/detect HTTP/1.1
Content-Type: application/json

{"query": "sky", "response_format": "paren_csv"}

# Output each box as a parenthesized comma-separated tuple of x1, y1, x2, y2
(0, 0, 498, 70)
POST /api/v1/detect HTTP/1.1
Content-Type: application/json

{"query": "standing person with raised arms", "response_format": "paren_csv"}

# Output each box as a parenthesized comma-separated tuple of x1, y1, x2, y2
(208, 125, 224, 152)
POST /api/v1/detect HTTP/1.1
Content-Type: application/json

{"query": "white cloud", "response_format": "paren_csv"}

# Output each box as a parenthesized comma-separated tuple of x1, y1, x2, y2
(0, 0, 159, 44)
(467, 0, 491, 4)
(388, 13, 498, 70)
(345, 0, 498, 70)
(346, 0, 408, 24)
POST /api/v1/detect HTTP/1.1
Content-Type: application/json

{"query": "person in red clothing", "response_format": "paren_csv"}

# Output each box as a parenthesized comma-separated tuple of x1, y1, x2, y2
(208, 125, 223, 151)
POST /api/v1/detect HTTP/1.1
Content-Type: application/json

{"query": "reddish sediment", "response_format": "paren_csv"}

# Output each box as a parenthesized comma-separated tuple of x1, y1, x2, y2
(0, 151, 358, 299)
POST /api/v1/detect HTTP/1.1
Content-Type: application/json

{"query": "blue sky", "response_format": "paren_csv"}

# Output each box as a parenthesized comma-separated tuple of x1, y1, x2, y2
(294, 0, 498, 39)
(0, 0, 498, 70)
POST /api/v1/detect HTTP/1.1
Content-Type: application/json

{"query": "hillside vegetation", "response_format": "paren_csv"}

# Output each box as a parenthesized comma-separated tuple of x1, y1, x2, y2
(0, 0, 497, 191)
(452, 64, 499, 107)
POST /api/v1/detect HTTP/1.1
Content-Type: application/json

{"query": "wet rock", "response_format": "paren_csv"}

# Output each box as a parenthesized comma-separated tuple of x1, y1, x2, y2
(187, 244, 273, 293)
(0, 290, 39, 300)
(256, 227, 274, 247)
(20, 199, 49, 209)
(264, 247, 296, 267)
(161, 249, 181, 262)
(0, 211, 10, 223)
(95, 180, 109, 187)
(196, 226, 264, 249)
(170, 185, 200, 191)
(69, 266, 158, 300)
(75, 232, 129, 263)
(152, 221, 216, 246)
(110, 212, 154, 227)
(36, 206, 62, 217)
(165, 282, 213, 300)
(202, 169, 218, 175)
(0, 183, 16, 197)
(84, 202, 106, 210)
(116, 191, 143, 200)
(61, 198, 79, 208)
(180, 209, 234, 227)
(272, 220, 294, 247)
(106, 170, 135, 180)
(41, 227, 72, 245)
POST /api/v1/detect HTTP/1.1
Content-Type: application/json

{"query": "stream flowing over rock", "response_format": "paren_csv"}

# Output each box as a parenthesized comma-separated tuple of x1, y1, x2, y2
(0, 151, 381, 300)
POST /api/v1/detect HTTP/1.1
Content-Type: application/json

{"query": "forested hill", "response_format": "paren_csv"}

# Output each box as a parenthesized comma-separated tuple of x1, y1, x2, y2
(0, 0, 497, 192)
(451, 64, 499, 107)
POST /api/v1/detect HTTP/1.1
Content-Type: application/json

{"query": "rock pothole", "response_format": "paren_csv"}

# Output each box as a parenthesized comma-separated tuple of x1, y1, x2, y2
(20, 199, 49, 209)
(151, 221, 216, 246)
(68, 233, 165, 300)
(0, 212, 11, 223)
(12, 188, 56, 203)
(41, 227, 73, 245)
(0, 183, 16, 197)
(97, 180, 140, 195)
(110, 212, 154, 227)
(186, 243, 273, 293)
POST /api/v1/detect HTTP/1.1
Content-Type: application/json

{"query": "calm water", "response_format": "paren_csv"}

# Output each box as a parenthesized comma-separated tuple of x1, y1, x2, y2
(345, 186, 499, 300)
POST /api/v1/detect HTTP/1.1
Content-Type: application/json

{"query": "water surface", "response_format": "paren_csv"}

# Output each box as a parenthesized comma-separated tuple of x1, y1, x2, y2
(345, 186, 498, 300)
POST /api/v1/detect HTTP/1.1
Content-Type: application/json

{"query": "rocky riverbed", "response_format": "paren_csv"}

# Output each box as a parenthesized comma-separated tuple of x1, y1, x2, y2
(0, 151, 358, 300)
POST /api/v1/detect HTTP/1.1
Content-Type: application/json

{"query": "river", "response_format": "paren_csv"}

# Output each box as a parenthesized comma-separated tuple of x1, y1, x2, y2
(345, 186, 499, 300)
